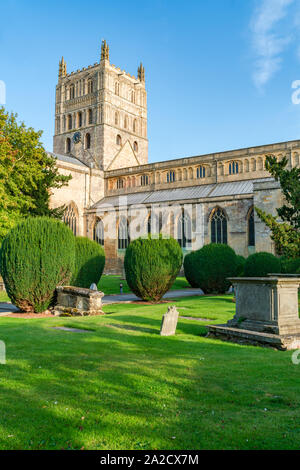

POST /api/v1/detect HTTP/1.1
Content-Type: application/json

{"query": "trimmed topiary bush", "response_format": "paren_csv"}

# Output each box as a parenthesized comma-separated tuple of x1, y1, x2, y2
(235, 255, 246, 277)
(244, 252, 281, 277)
(124, 236, 183, 302)
(71, 237, 105, 288)
(280, 257, 300, 274)
(184, 251, 199, 288)
(186, 243, 238, 294)
(0, 217, 75, 313)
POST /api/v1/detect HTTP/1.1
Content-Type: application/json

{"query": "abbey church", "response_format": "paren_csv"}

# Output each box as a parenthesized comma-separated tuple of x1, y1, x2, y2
(50, 41, 300, 274)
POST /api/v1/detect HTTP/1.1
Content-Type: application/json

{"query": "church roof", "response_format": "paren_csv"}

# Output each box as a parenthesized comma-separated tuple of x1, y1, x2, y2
(49, 152, 89, 168)
(93, 177, 272, 209)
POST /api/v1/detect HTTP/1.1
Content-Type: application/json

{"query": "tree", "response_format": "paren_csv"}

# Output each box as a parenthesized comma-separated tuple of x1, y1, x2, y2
(0, 217, 75, 313)
(0, 107, 71, 242)
(124, 236, 183, 302)
(71, 237, 105, 288)
(255, 155, 300, 258)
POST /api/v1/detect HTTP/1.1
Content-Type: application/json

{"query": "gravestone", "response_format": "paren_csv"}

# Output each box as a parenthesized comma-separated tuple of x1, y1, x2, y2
(160, 306, 179, 336)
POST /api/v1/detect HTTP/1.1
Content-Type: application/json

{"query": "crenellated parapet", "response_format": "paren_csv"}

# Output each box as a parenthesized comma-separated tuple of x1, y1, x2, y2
(104, 139, 300, 195)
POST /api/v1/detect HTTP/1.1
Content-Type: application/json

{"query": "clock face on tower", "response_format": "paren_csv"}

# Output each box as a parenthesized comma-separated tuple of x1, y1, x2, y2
(73, 132, 81, 144)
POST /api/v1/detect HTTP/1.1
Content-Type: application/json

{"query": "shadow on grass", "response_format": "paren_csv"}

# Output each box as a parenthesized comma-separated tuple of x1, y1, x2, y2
(0, 313, 298, 450)
(105, 323, 158, 335)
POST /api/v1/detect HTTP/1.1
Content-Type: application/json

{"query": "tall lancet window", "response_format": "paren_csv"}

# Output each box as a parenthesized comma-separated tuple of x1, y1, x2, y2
(63, 204, 78, 236)
(177, 209, 192, 249)
(118, 217, 130, 249)
(211, 208, 227, 244)
(248, 207, 255, 247)
(94, 219, 104, 246)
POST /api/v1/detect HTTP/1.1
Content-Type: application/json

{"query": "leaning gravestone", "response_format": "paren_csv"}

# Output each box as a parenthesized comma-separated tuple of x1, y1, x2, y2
(160, 306, 179, 336)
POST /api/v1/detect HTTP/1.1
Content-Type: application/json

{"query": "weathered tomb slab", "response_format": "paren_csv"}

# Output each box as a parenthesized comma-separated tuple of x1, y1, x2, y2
(52, 327, 93, 333)
(54, 286, 104, 317)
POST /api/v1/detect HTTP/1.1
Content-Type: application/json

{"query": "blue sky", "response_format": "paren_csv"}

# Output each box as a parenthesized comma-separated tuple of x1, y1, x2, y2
(2, 0, 300, 163)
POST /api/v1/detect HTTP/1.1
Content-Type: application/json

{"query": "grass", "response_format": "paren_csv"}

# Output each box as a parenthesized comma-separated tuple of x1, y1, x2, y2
(0, 291, 9, 302)
(0, 277, 190, 303)
(0, 294, 300, 450)
(98, 275, 190, 295)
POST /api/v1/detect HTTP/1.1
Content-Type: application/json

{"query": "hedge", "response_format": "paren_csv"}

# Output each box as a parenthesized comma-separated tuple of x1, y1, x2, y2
(280, 257, 300, 275)
(184, 243, 238, 294)
(244, 252, 281, 277)
(0, 217, 75, 313)
(71, 237, 105, 288)
(124, 236, 183, 302)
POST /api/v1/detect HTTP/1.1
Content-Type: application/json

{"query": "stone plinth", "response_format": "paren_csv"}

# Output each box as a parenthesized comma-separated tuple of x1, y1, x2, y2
(54, 286, 104, 317)
(207, 276, 300, 350)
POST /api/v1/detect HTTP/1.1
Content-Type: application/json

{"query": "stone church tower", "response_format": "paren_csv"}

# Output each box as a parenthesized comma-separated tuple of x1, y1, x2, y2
(53, 41, 148, 170)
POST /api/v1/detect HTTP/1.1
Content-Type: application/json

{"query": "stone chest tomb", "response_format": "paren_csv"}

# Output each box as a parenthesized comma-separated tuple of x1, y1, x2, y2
(54, 286, 104, 316)
(207, 276, 300, 350)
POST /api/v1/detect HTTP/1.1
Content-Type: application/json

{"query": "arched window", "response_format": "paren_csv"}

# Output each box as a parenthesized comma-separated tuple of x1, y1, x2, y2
(147, 213, 152, 235)
(124, 115, 128, 129)
(177, 209, 192, 249)
(116, 134, 122, 146)
(88, 80, 93, 94)
(211, 208, 227, 244)
(66, 138, 71, 153)
(147, 212, 162, 236)
(67, 114, 72, 130)
(115, 112, 119, 126)
(77, 111, 82, 127)
(167, 171, 176, 183)
(159, 212, 163, 234)
(93, 219, 104, 246)
(197, 166, 206, 179)
(133, 141, 138, 153)
(88, 109, 93, 125)
(133, 119, 137, 133)
(115, 82, 119, 95)
(141, 174, 149, 186)
(85, 133, 91, 149)
(131, 91, 135, 103)
(248, 207, 255, 247)
(69, 85, 75, 100)
(117, 178, 124, 189)
(118, 217, 130, 249)
(63, 204, 78, 235)
(229, 161, 239, 175)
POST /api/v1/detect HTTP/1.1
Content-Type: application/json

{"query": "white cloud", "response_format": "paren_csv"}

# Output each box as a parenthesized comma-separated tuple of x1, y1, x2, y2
(251, 0, 294, 88)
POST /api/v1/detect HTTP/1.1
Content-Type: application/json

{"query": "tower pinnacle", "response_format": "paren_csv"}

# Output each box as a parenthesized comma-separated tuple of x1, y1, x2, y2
(59, 57, 67, 78)
(101, 40, 110, 62)
(138, 63, 145, 82)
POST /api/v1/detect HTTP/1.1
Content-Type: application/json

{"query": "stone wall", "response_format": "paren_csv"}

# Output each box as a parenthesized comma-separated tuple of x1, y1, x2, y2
(253, 180, 282, 254)
(50, 157, 104, 237)
(87, 194, 255, 274)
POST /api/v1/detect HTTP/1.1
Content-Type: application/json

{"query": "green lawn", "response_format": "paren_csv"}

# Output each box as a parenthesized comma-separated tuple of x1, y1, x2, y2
(0, 277, 190, 303)
(98, 275, 190, 295)
(0, 295, 300, 450)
